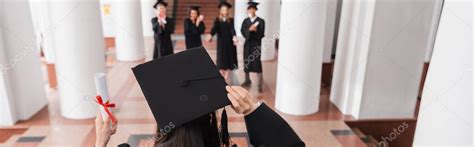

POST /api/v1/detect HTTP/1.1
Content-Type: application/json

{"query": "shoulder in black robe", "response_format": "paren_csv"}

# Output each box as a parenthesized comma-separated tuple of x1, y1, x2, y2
(241, 17, 265, 73)
(184, 18, 206, 49)
(210, 17, 238, 70)
(152, 17, 175, 59)
(244, 103, 305, 147)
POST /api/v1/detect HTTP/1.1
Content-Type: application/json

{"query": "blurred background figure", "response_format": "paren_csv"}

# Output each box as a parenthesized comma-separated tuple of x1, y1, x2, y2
(240, 1, 264, 92)
(184, 6, 206, 49)
(152, 0, 175, 59)
(208, 0, 238, 84)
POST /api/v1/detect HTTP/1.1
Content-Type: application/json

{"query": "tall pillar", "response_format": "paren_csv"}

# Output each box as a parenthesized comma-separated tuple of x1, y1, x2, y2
(50, 0, 106, 119)
(329, 0, 362, 114)
(100, 0, 115, 37)
(413, 0, 472, 146)
(423, 0, 443, 63)
(234, 0, 247, 37)
(0, 0, 47, 125)
(30, 0, 56, 64)
(330, 0, 439, 119)
(141, 0, 155, 37)
(255, 0, 280, 61)
(0, 29, 17, 126)
(322, 0, 338, 63)
(114, 0, 145, 61)
(275, 0, 327, 115)
(30, 0, 58, 88)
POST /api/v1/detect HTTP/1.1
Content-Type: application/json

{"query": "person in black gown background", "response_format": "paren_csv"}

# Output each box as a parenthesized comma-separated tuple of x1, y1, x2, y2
(184, 6, 206, 49)
(207, 1, 238, 84)
(152, 0, 175, 59)
(241, 1, 265, 92)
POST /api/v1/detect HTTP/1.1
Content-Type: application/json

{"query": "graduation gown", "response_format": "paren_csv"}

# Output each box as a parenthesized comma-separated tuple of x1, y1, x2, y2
(152, 17, 175, 59)
(210, 17, 238, 70)
(241, 17, 265, 73)
(245, 103, 305, 147)
(184, 18, 206, 49)
(117, 103, 304, 147)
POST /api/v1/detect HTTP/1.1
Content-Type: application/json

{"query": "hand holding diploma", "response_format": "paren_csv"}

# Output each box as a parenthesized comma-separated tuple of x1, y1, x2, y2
(94, 73, 118, 147)
(249, 23, 258, 32)
(95, 111, 117, 147)
(254, 21, 260, 26)
(95, 95, 117, 123)
(94, 73, 117, 123)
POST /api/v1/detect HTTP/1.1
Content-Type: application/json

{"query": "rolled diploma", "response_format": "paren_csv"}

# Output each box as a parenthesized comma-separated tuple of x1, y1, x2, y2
(254, 21, 259, 26)
(94, 73, 111, 121)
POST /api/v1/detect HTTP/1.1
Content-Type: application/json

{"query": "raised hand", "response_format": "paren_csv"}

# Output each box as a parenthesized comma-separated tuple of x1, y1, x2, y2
(226, 86, 259, 115)
(95, 111, 118, 147)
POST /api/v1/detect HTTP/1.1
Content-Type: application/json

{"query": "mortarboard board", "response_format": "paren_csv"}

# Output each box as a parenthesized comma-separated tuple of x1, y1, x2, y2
(153, 0, 168, 8)
(218, 0, 232, 8)
(247, 1, 259, 10)
(132, 47, 230, 134)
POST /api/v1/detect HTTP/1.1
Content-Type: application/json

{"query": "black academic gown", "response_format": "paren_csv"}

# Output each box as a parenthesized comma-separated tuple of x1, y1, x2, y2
(118, 103, 304, 147)
(184, 18, 206, 49)
(152, 17, 175, 59)
(241, 17, 265, 73)
(210, 17, 238, 70)
(245, 104, 305, 147)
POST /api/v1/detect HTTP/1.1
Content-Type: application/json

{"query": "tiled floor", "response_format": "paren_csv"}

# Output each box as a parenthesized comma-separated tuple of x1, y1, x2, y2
(0, 36, 366, 147)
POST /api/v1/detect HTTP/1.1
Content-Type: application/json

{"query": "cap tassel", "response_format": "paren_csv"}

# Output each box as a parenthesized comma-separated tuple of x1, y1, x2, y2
(221, 109, 230, 146)
(210, 112, 220, 146)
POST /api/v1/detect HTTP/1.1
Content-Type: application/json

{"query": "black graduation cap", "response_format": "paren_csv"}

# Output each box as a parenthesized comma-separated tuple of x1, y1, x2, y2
(189, 5, 201, 11)
(132, 47, 231, 136)
(218, 0, 232, 8)
(153, 0, 167, 8)
(247, 1, 259, 10)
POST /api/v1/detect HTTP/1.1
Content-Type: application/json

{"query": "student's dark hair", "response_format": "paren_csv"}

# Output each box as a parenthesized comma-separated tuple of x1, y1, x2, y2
(188, 8, 200, 17)
(154, 112, 221, 147)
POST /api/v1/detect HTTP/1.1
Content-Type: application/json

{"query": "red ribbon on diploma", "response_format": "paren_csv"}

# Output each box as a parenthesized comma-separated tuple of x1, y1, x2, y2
(95, 95, 117, 123)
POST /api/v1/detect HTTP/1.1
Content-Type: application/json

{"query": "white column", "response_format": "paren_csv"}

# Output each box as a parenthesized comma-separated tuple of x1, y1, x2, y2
(275, 0, 327, 115)
(234, 0, 247, 37)
(0, 0, 47, 125)
(30, 0, 56, 64)
(256, 0, 280, 61)
(0, 29, 17, 126)
(423, 0, 443, 63)
(329, 0, 362, 114)
(321, 0, 338, 63)
(413, 0, 472, 146)
(114, 0, 145, 61)
(50, 0, 106, 119)
(330, 0, 439, 119)
(141, 0, 155, 37)
(100, 0, 115, 37)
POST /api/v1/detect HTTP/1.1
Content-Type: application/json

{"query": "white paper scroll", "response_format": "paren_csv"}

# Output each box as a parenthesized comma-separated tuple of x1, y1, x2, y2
(254, 21, 260, 26)
(94, 73, 111, 121)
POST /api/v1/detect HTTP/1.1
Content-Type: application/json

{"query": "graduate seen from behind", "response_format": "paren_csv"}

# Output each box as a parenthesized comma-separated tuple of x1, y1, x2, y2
(184, 6, 206, 49)
(94, 48, 305, 147)
(241, 1, 265, 92)
(152, 0, 175, 59)
(207, 0, 239, 84)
